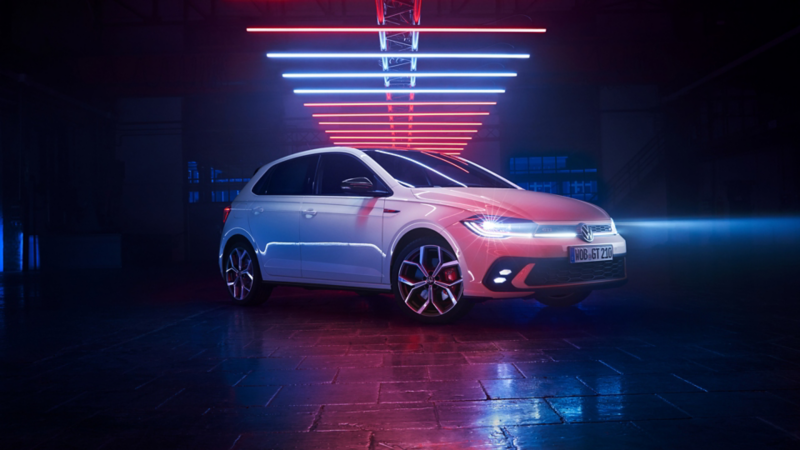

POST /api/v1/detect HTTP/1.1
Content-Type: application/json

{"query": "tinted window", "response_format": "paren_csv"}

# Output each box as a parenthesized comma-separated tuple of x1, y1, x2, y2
(317, 153, 388, 196)
(365, 150, 515, 188)
(253, 155, 318, 195)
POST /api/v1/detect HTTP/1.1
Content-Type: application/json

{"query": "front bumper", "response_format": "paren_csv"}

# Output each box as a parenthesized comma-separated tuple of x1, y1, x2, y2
(446, 221, 627, 299)
(482, 255, 627, 293)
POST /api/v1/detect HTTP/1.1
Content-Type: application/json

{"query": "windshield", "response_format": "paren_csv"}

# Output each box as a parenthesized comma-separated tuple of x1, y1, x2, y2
(364, 150, 518, 189)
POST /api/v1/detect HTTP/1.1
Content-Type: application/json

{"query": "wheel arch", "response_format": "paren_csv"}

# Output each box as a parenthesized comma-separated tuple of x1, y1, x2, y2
(389, 225, 462, 276)
(219, 227, 258, 277)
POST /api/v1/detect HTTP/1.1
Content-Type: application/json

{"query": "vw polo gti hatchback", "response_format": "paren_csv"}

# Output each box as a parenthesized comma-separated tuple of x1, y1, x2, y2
(220, 147, 626, 323)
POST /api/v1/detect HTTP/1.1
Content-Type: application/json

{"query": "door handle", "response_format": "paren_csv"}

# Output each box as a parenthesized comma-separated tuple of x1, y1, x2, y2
(302, 209, 317, 218)
(253, 207, 265, 215)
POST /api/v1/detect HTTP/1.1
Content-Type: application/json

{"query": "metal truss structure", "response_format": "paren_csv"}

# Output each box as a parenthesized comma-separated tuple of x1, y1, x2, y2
(376, 0, 421, 124)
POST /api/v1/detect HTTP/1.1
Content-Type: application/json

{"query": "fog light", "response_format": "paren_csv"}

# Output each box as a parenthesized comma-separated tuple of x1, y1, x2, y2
(493, 277, 507, 284)
(498, 269, 512, 276)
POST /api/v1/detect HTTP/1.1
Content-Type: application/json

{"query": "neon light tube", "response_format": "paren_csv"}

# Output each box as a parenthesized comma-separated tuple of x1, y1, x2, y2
(314, 112, 489, 117)
(319, 122, 483, 126)
(268, 52, 530, 59)
(295, 89, 504, 94)
(330, 136, 471, 140)
(347, 147, 465, 151)
(341, 148, 466, 152)
(284, 72, 515, 78)
(325, 130, 477, 133)
(251, 27, 545, 33)
(306, 102, 496, 107)
(332, 142, 467, 146)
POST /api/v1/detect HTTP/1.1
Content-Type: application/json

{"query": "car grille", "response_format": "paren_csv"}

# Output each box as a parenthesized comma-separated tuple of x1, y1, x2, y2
(525, 257, 625, 286)
(589, 224, 612, 233)
(535, 224, 612, 235)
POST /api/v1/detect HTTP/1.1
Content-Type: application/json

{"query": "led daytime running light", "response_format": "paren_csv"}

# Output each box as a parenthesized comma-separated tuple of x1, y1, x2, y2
(461, 216, 537, 239)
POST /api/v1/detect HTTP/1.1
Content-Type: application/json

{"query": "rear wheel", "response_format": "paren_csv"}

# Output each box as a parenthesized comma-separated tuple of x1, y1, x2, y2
(535, 291, 591, 307)
(224, 240, 272, 306)
(391, 237, 473, 324)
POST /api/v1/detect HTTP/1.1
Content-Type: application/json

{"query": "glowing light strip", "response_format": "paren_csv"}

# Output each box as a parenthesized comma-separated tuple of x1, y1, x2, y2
(319, 122, 482, 126)
(314, 112, 489, 117)
(284, 72, 515, 78)
(333, 141, 467, 146)
(268, 52, 530, 59)
(347, 146, 464, 151)
(331, 136, 471, 140)
(306, 102, 496, 107)
(325, 130, 477, 133)
(295, 89, 504, 94)
(251, 27, 545, 33)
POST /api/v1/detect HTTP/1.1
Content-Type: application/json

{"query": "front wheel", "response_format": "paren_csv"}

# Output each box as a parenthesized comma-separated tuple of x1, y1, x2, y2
(534, 290, 591, 307)
(224, 240, 272, 306)
(391, 237, 473, 324)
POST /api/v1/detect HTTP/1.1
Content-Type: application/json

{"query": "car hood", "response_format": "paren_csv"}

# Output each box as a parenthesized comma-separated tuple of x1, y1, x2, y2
(411, 187, 609, 222)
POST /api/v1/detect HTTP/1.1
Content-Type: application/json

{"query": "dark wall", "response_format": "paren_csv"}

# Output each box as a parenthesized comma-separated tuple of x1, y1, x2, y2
(183, 91, 286, 262)
(2, 1, 800, 290)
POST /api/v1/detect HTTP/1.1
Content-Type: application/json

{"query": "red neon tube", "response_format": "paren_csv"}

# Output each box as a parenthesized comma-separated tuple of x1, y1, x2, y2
(325, 130, 478, 133)
(247, 27, 546, 33)
(304, 102, 496, 107)
(375, 0, 384, 24)
(332, 141, 467, 146)
(313, 112, 489, 117)
(348, 148, 464, 153)
(319, 122, 482, 126)
(330, 136, 471, 140)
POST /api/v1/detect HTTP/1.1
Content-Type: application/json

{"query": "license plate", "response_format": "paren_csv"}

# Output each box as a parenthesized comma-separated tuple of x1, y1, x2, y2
(570, 245, 613, 264)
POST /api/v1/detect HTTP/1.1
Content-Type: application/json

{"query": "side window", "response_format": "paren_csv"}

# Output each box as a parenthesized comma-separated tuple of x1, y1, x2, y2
(368, 151, 433, 187)
(317, 153, 388, 196)
(252, 155, 318, 195)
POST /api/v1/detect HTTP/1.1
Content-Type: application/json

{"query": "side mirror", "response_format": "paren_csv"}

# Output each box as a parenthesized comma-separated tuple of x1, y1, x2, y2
(341, 177, 374, 192)
(341, 177, 390, 197)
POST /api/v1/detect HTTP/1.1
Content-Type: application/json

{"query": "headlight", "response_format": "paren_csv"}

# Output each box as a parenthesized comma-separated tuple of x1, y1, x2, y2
(461, 215, 537, 238)
(610, 218, 618, 235)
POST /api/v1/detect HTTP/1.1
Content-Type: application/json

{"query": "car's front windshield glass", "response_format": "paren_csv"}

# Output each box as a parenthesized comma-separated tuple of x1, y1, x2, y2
(364, 150, 517, 189)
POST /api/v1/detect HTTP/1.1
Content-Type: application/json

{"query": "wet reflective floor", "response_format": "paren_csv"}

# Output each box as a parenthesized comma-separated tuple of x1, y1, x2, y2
(2, 267, 800, 449)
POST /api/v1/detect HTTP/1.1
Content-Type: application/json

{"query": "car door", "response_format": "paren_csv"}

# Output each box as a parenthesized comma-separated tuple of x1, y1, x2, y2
(299, 152, 389, 284)
(248, 154, 318, 278)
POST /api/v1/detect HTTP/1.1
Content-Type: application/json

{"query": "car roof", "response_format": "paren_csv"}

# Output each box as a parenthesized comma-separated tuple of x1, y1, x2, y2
(262, 147, 436, 169)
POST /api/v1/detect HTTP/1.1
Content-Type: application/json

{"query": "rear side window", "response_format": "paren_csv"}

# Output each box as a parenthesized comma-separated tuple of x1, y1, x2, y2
(317, 153, 388, 196)
(252, 155, 319, 195)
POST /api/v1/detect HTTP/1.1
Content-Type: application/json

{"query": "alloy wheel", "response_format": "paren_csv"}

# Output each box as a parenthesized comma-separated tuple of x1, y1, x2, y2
(397, 245, 463, 317)
(226, 247, 254, 300)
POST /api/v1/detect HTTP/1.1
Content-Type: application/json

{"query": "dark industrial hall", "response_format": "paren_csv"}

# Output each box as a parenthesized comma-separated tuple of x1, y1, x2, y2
(2, 0, 800, 448)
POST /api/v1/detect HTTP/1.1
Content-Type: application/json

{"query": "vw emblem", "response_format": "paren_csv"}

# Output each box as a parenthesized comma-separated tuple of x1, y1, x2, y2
(578, 223, 594, 243)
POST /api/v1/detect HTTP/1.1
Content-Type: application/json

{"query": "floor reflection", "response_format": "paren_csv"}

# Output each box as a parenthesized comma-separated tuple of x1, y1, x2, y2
(1, 267, 799, 448)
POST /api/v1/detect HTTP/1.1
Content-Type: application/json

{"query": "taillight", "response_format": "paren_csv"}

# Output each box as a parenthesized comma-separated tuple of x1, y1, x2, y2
(222, 205, 231, 224)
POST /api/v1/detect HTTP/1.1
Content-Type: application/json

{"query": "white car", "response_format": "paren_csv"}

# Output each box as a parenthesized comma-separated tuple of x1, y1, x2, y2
(219, 147, 627, 323)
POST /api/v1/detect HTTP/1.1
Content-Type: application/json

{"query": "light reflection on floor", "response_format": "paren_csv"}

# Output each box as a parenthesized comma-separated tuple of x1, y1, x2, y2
(1, 267, 799, 448)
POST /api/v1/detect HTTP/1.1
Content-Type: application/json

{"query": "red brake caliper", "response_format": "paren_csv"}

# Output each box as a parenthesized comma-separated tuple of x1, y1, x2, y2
(443, 268, 458, 283)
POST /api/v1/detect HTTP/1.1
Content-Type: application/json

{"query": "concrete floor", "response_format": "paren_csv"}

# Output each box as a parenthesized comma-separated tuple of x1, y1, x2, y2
(2, 268, 800, 449)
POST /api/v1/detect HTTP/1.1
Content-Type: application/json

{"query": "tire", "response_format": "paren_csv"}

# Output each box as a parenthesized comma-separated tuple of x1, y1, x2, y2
(223, 239, 272, 306)
(534, 290, 591, 307)
(391, 236, 473, 324)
